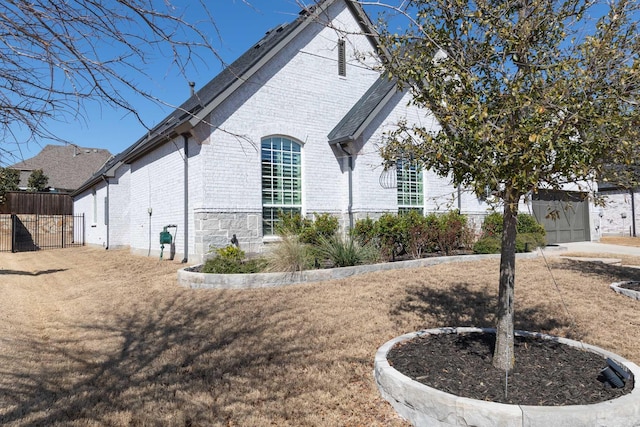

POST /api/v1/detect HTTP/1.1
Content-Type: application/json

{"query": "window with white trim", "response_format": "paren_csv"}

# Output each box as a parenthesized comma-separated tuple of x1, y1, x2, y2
(261, 136, 302, 235)
(397, 157, 424, 214)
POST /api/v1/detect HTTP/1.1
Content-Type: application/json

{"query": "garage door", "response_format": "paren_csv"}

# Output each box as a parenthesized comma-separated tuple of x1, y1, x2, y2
(531, 190, 590, 244)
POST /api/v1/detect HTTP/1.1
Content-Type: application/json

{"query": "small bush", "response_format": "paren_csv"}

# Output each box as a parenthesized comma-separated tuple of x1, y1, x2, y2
(436, 210, 469, 255)
(472, 234, 540, 254)
(375, 213, 404, 261)
(215, 245, 244, 261)
(481, 212, 503, 237)
(402, 211, 438, 259)
(352, 217, 377, 246)
(516, 233, 546, 252)
(202, 245, 265, 274)
(276, 212, 311, 236)
(299, 213, 339, 245)
(476, 212, 546, 253)
(473, 236, 502, 254)
(276, 212, 339, 245)
(316, 235, 379, 268)
(265, 235, 314, 272)
(517, 213, 546, 235)
(482, 212, 546, 235)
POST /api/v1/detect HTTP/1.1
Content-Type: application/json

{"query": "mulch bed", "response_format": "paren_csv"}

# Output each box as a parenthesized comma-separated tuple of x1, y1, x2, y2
(618, 282, 640, 291)
(387, 332, 634, 406)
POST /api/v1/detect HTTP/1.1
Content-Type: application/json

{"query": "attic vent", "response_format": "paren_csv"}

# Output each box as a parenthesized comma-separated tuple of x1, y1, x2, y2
(338, 39, 346, 77)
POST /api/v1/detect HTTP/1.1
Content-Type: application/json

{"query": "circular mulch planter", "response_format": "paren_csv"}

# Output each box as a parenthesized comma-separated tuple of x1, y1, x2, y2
(374, 327, 640, 427)
(610, 281, 640, 301)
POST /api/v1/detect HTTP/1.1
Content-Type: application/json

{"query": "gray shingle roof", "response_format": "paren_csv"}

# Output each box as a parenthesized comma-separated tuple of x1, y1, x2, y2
(11, 144, 112, 192)
(327, 76, 397, 144)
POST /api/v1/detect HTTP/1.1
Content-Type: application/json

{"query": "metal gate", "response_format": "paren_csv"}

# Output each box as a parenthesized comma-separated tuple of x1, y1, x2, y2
(0, 214, 84, 253)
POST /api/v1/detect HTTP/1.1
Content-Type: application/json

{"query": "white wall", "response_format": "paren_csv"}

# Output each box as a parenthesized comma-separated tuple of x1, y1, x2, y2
(107, 165, 131, 249)
(74, 182, 108, 248)
(128, 137, 190, 259)
(599, 189, 640, 237)
(188, 0, 383, 254)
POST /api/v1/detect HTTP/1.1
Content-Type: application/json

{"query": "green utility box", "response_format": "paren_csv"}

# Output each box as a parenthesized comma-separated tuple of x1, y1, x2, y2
(160, 228, 173, 245)
(159, 224, 178, 260)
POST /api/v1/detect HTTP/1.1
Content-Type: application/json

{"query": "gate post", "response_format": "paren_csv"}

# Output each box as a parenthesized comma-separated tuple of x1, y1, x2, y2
(11, 214, 16, 253)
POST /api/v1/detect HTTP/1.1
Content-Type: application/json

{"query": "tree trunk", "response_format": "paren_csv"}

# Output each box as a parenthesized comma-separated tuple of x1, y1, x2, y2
(492, 190, 520, 372)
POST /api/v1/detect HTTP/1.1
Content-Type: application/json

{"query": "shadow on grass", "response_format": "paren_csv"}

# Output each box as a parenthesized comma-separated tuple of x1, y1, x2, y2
(553, 259, 640, 283)
(391, 282, 570, 334)
(0, 291, 316, 426)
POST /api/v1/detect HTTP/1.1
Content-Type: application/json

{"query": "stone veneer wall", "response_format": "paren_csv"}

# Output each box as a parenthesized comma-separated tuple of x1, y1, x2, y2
(193, 211, 262, 260)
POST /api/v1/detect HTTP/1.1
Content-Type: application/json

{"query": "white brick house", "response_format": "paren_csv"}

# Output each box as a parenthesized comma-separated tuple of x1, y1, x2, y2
(73, 0, 597, 262)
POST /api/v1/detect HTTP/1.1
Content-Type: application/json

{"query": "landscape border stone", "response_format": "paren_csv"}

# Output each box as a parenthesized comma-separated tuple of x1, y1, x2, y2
(177, 252, 539, 289)
(374, 327, 640, 427)
(610, 281, 640, 301)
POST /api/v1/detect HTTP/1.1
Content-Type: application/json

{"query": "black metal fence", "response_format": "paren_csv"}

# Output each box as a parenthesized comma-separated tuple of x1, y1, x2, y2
(0, 214, 84, 253)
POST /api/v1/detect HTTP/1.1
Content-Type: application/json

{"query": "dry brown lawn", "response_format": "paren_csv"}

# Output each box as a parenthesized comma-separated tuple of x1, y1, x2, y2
(601, 236, 640, 247)
(1, 246, 640, 426)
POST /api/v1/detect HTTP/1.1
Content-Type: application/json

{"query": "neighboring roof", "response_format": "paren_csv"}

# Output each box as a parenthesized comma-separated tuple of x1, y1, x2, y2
(11, 144, 112, 192)
(328, 76, 397, 144)
(74, 0, 382, 195)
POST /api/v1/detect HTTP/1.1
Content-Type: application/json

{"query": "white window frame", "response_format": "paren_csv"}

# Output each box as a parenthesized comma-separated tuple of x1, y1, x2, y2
(397, 157, 424, 214)
(261, 136, 303, 235)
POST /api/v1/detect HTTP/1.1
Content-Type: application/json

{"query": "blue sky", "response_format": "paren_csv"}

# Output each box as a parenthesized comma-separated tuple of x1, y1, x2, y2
(16, 1, 317, 162)
(12, 0, 627, 164)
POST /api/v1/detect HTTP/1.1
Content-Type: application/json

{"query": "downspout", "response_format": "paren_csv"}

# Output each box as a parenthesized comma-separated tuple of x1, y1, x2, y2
(181, 133, 190, 263)
(101, 175, 109, 250)
(338, 143, 354, 230)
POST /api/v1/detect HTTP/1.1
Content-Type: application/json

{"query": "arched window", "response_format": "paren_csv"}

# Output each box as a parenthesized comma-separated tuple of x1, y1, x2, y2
(397, 157, 424, 214)
(261, 136, 302, 235)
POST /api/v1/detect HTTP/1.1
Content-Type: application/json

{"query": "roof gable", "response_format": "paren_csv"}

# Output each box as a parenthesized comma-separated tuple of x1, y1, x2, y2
(328, 76, 397, 144)
(74, 0, 384, 195)
(122, 0, 381, 162)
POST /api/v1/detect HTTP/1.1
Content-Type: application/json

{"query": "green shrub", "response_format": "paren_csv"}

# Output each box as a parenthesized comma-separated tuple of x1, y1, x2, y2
(275, 212, 311, 236)
(265, 235, 314, 272)
(473, 236, 502, 254)
(516, 232, 546, 251)
(482, 212, 545, 235)
(436, 210, 469, 255)
(375, 213, 404, 261)
(401, 211, 439, 258)
(481, 212, 503, 237)
(299, 213, 339, 245)
(316, 235, 379, 268)
(517, 213, 546, 235)
(214, 245, 244, 261)
(474, 233, 544, 254)
(202, 245, 265, 274)
(276, 212, 339, 245)
(476, 212, 546, 253)
(352, 217, 377, 246)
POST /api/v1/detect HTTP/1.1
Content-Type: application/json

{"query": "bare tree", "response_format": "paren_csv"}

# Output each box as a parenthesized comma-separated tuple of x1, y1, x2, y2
(0, 0, 225, 163)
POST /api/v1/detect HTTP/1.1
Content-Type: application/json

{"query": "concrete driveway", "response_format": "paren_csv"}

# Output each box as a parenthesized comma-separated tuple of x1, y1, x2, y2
(547, 241, 640, 257)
